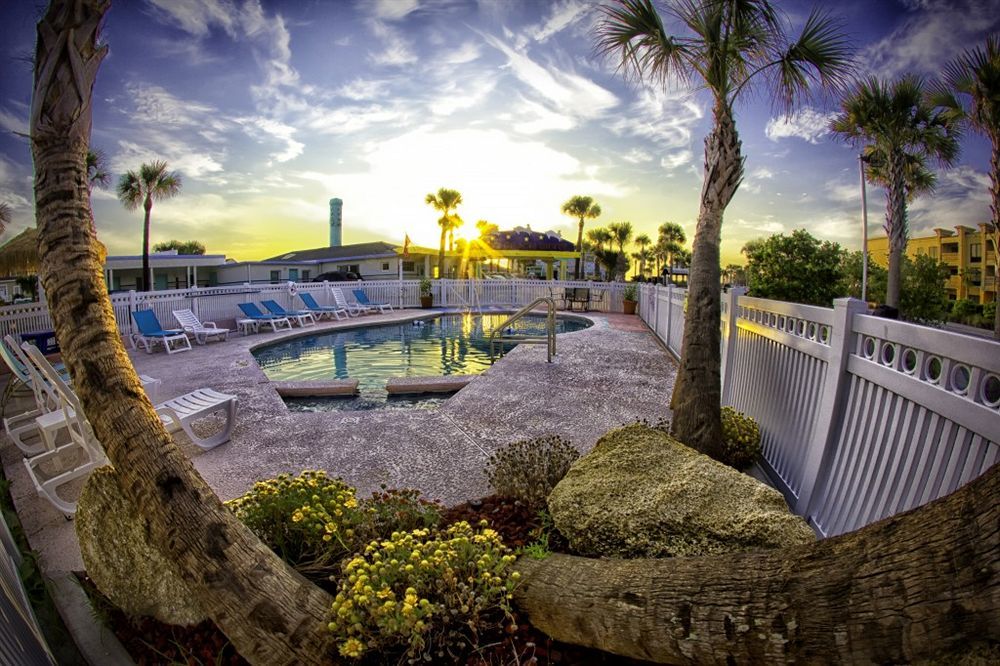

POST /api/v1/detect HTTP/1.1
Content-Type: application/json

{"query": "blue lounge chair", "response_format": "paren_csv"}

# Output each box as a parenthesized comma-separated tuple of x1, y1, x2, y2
(131, 309, 192, 354)
(261, 299, 317, 327)
(237, 303, 292, 332)
(298, 292, 348, 321)
(352, 289, 394, 314)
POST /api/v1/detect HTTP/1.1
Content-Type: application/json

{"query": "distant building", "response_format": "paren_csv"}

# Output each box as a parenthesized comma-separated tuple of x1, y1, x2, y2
(103, 250, 227, 291)
(867, 223, 997, 303)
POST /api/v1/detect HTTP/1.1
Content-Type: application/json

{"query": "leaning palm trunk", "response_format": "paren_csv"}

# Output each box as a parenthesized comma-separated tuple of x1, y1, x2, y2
(513, 461, 1000, 663)
(30, 2, 335, 663)
(575, 219, 585, 279)
(885, 149, 908, 310)
(438, 226, 447, 278)
(670, 103, 742, 459)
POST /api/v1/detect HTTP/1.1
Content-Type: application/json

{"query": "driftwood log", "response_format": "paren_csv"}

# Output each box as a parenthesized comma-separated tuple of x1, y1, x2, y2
(514, 462, 999, 664)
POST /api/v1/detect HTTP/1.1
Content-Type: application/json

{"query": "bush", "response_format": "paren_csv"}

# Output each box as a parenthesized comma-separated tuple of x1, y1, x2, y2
(720, 407, 761, 470)
(328, 521, 519, 661)
(984, 302, 997, 328)
(949, 298, 980, 324)
(227, 472, 442, 581)
(484, 436, 580, 512)
(227, 471, 372, 574)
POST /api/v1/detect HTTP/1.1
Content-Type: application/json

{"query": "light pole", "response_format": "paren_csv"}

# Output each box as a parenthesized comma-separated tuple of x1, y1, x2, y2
(859, 153, 869, 304)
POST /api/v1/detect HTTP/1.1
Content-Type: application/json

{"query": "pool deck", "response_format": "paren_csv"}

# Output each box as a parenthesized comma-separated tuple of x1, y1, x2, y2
(2, 308, 677, 574)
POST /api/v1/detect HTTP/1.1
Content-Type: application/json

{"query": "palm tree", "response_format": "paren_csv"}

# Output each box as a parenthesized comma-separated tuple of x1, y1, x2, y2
(831, 76, 959, 310)
(425, 188, 462, 278)
(586, 227, 613, 278)
(634, 233, 652, 275)
(598, 0, 852, 457)
(561, 195, 602, 279)
(657, 222, 685, 272)
(475, 219, 499, 238)
(0, 201, 10, 236)
(935, 36, 1000, 338)
(31, 2, 334, 662)
(448, 214, 464, 252)
(607, 221, 634, 280)
(86, 148, 110, 190)
(117, 160, 182, 291)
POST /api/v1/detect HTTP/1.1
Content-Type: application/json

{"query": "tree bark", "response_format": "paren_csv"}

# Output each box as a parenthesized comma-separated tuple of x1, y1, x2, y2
(514, 462, 1000, 664)
(30, 3, 335, 663)
(438, 225, 447, 279)
(989, 138, 999, 339)
(670, 101, 743, 460)
(142, 194, 151, 291)
(575, 218, 584, 279)
(884, 148, 908, 310)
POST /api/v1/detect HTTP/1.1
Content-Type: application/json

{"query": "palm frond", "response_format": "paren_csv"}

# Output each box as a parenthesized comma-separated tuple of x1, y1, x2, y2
(596, 0, 691, 87)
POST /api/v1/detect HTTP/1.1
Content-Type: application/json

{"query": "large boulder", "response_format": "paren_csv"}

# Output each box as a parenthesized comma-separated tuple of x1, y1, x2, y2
(75, 466, 206, 625)
(547, 424, 815, 558)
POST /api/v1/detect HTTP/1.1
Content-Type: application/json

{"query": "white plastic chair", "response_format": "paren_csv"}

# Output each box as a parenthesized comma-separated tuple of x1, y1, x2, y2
(330, 287, 365, 317)
(172, 308, 230, 345)
(2, 335, 67, 457)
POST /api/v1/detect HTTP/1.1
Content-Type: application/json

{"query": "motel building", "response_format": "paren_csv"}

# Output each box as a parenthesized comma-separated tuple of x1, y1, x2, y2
(100, 228, 584, 292)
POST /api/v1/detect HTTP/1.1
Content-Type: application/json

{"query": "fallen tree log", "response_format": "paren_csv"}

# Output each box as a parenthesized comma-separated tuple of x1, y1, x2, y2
(514, 462, 999, 664)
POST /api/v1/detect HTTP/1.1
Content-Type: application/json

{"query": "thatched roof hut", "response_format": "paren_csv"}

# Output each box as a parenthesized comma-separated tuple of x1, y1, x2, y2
(0, 227, 39, 277)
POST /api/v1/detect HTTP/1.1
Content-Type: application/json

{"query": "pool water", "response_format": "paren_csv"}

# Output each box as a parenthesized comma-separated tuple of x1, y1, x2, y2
(252, 313, 591, 410)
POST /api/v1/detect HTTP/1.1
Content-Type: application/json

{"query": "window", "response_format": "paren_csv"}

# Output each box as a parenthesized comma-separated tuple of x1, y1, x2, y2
(269, 270, 280, 282)
(402, 261, 415, 272)
(943, 242, 959, 253)
(289, 268, 299, 280)
(302, 270, 310, 280)
(970, 243, 982, 262)
(949, 266, 959, 276)
(382, 262, 390, 271)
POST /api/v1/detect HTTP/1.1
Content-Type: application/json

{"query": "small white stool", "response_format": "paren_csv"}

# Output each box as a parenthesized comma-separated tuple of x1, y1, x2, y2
(237, 319, 258, 336)
(139, 374, 162, 403)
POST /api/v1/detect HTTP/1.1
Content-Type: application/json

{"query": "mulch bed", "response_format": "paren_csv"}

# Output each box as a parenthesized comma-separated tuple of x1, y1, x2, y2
(85, 495, 655, 665)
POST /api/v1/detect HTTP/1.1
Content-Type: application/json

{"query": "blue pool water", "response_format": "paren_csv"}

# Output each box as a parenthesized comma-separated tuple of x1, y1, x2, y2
(252, 313, 591, 411)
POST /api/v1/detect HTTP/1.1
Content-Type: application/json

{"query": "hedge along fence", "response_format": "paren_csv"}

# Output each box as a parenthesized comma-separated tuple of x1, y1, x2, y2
(639, 283, 1000, 537)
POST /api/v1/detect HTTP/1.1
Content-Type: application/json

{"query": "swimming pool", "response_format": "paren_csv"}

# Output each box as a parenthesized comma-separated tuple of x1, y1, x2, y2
(253, 312, 592, 410)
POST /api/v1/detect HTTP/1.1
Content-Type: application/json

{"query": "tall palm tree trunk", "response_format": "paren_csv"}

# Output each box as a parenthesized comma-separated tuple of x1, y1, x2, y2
(885, 150, 908, 310)
(30, 2, 335, 663)
(670, 102, 743, 459)
(438, 226, 447, 278)
(575, 219, 584, 279)
(142, 196, 152, 291)
(990, 139, 1000, 339)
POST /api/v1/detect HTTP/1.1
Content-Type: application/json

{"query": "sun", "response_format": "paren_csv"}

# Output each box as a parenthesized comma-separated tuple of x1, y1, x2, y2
(455, 224, 480, 242)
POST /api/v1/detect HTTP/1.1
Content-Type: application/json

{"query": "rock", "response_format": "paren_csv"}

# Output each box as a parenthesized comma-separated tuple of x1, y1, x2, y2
(547, 424, 815, 558)
(75, 466, 206, 625)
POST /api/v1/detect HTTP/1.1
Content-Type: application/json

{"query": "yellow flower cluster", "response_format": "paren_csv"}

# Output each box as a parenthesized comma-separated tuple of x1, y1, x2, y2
(226, 470, 371, 567)
(328, 521, 519, 660)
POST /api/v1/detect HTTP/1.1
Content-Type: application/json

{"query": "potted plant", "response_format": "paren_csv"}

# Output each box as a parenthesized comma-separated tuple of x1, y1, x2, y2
(419, 277, 433, 308)
(622, 283, 638, 315)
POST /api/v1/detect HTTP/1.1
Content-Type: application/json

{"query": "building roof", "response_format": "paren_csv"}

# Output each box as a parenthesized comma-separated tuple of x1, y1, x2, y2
(263, 241, 398, 262)
(485, 229, 575, 252)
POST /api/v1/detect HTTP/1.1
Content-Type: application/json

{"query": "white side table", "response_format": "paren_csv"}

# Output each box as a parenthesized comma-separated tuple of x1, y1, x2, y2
(237, 319, 258, 336)
(139, 374, 162, 403)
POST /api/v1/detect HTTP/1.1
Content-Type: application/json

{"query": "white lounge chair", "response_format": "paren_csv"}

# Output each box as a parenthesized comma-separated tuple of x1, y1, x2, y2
(330, 287, 365, 317)
(156, 388, 237, 450)
(20, 343, 106, 516)
(172, 308, 230, 345)
(3, 334, 68, 457)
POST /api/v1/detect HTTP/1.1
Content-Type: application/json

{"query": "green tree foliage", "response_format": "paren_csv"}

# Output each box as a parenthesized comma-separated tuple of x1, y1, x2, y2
(899, 255, 952, 323)
(840, 250, 888, 302)
(424, 188, 462, 279)
(0, 201, 10, 235)
(742, 230, 847, 306)
(153, 239, 206, 255)
(561, 195, 602, 279)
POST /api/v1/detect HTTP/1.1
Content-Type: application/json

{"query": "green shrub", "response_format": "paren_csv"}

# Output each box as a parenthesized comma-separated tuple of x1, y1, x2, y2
(484, 436, 580, 512)
(720, 407, 762, 470)
(419, 277, 432, 295)
(950, 298, 980, 324)
(984, 302, 997, 327)
(227, 471, 372, 574)
(622, 283, 638, 301)
(328, 521, 519, 660)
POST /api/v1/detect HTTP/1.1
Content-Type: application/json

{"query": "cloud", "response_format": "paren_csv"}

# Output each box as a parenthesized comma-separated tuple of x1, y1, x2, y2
(368, 20, 418, 66)
(607, 85, 703, 171)
(369, 0, 421, 21)
(907, 165, 992, 235)
(146, 0, 238, 38)
(765, 108, 836, 144)
(621, 148, 654, 164)
(508, 98, 576, 134)
(113, 139, 224, 179)
(524, 0, 590, 44)
(0, 107, 28, 135)
(127, 84, 221, 130)
(660, 150, 693, 171)
(337, 78, 390, 101)
(860, 0, 1000, 78)
(234, 116, 304, 163)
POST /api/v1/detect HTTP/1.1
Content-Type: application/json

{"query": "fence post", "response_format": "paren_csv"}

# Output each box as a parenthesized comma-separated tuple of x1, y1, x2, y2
(795, 297, 867, 518)
(665, 283, 674, 353)
(719, 287, 747, 405)
(191, 286, 199, 318)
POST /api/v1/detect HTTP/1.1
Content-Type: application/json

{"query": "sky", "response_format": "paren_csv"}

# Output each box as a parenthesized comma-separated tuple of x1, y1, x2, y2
(0, 0, 998, 265)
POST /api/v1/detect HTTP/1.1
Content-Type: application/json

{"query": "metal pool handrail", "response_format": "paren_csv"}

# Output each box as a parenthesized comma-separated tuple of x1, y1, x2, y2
(489, 297, 556, 363)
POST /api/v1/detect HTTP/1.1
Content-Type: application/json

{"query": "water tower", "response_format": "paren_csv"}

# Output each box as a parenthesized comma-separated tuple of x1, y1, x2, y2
(329, 198, 343, 247)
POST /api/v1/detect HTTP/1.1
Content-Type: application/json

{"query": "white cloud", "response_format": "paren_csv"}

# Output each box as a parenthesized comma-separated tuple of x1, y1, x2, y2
(146, 0, 238, 38)
(509, 98, 576, 134)
(733, 217, 786, 234)
(369, 0, 421, 21)
(127, 84, 221, 130)
(765, 108, 836, 144)
(113, 139, 224, 179)
(429, 78, 496, 116)
(908, 165, 992, 235)
(337, 78, 390, 101)
(234, 116, 304, 163)
(607, 85, 703, 171)
(621, 148, 654, 164)
(0, 107, 28, 135)
(368, 20, 418, 66)
(524, 0, 590, 44)
(860, 0, 1000, 78)
(660, 150, 693, 171)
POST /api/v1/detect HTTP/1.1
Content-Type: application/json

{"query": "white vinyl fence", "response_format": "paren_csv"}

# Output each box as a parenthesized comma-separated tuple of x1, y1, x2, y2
(0, 279, 628, 341)
(640, 283, 1000, 537)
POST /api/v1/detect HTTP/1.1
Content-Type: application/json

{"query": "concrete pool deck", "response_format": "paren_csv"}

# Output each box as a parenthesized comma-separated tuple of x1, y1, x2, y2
(2, 307, 677, 574)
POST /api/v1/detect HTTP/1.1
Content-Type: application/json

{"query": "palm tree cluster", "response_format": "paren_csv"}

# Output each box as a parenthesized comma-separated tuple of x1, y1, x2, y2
(424, 188, 463, 279)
